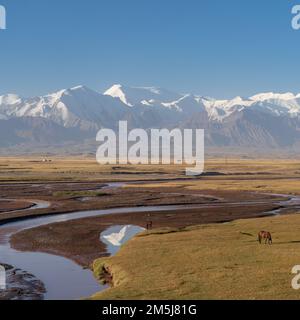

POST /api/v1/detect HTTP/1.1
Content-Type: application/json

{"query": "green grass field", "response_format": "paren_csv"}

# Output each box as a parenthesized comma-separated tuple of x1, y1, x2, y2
(52, 190, 106, 198)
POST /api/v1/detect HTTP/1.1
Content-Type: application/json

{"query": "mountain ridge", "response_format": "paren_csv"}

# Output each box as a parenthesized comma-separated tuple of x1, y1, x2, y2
(0, 84, 299, 152)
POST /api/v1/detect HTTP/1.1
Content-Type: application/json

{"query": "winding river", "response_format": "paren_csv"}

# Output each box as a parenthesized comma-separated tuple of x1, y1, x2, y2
(0, 202, 221, 300)
(0, 183, 300, 300)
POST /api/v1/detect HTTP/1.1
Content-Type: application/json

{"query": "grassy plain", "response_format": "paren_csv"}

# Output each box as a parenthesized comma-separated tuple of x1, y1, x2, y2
(93, 213, 300, 300)
(1, 157, 300, 300)
(90, 159, 300, 300)
(0, 157, 299, 184)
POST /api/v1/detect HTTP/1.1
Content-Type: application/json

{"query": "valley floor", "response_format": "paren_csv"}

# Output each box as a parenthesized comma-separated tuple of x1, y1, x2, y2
(0, 157, 300, 299)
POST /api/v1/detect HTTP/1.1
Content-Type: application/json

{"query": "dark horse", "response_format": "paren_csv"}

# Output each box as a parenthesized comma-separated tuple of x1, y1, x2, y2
(146, 213, 153, 230)
(258, 231, 272, 245)
(146, 221, 153, 230)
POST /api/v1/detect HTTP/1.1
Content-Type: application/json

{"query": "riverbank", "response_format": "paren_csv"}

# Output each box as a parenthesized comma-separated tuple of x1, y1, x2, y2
(0, 263, 45, 300)
(10, 190, 280, 266)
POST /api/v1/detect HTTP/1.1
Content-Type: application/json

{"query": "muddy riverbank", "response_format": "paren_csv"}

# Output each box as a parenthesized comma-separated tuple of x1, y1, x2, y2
(11, 198, 281, 266)
(0, 263, 45, 300)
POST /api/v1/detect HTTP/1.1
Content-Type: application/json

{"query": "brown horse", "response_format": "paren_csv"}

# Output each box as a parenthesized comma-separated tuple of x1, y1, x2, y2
(258, 231, 272, 245)
(146, 221, 153, 230)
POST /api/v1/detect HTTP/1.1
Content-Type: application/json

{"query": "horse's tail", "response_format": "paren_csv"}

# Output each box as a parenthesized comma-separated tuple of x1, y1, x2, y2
(258, 233, 262, 244)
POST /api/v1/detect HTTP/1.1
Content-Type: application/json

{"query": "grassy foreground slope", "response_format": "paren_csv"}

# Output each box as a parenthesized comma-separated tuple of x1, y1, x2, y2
(92, 213, 300, 300)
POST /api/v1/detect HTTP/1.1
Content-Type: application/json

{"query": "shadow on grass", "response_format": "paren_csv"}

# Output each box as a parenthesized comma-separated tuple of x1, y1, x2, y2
(244, 240, 300, 245)
(272, 240, 300, 245)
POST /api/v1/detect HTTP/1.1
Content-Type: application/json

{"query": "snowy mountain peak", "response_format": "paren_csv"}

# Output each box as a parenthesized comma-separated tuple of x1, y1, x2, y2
(0, 94, 22, 105)
(69, 85, 87, 91)
(0, 84, 300, 150)
(62, 85, 97, 96)
(250, 92, 299, 102)
(104, 84, 182, 107)
(104, 84, 133, 107)
(1, 84, 300, 132)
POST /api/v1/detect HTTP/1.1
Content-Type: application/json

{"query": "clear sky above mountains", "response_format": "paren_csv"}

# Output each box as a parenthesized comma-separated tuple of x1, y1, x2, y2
(0, 0, 299, 98)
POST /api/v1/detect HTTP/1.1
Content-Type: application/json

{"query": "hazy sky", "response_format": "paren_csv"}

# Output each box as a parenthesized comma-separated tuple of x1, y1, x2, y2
(0, 0, 299, 98)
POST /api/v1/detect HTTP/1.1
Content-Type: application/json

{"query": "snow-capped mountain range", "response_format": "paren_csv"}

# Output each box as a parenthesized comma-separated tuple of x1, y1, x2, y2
(0, 84, 300, 150)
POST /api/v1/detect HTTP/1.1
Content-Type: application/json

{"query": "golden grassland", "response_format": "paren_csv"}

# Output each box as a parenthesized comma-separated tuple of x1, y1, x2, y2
(0, 157, 186, 182)
(0, 156, 299, 184)
(124, 159, 300, 195)
(1, 156, 300, 299)
(92, 213, 300, 300)
(130, 178, 300, 195)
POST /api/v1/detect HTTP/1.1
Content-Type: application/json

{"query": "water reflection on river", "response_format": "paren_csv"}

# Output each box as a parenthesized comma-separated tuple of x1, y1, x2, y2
(101, 225, 146, 255)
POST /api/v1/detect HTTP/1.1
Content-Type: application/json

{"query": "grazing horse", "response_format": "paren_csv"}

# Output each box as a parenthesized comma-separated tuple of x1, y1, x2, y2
(146, 221, 153, 230)
(146, 213, 153, 230)
(258, 231, 272, 245)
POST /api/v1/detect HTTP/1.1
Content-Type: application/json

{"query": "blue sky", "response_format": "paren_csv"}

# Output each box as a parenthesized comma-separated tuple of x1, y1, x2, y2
(0, 0, 299, 98)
